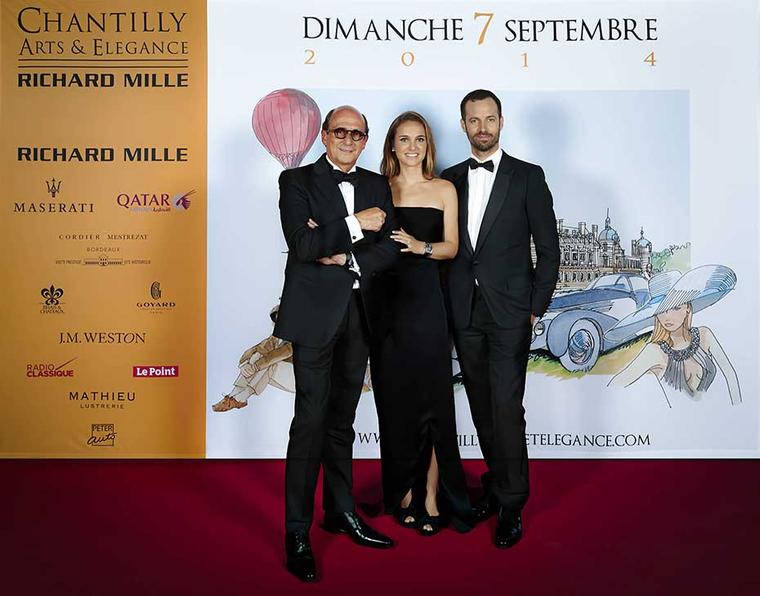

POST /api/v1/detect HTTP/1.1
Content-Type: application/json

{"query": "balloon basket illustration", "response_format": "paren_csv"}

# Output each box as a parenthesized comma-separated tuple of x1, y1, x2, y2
(252, 89, 321, 169)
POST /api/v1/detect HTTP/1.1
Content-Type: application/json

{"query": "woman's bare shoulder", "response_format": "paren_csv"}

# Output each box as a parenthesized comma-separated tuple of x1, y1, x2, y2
(431, 177, 456, 192)
(430, 177, 457, 203)
(696, 326, 717, 345)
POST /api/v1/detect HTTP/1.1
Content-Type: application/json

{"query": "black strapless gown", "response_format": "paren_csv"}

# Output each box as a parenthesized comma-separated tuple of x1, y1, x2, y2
(370, 207, 472, 530)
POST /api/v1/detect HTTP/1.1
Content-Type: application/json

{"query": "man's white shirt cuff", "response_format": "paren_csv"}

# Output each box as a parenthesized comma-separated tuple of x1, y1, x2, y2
(345, 215, 364, 243)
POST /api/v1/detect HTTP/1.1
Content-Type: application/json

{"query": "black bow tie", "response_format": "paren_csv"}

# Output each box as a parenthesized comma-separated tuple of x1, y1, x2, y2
(468, 158, 494, 172)
(331, 169, 357, 185)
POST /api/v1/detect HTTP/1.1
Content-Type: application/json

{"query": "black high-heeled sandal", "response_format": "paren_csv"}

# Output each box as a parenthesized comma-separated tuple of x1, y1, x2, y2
(418, 514, 441, 537)
(395, 505, 418, 528)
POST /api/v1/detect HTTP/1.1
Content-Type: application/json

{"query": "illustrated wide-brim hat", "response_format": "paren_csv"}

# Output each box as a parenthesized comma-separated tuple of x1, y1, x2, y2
(611, 264, 736, 333)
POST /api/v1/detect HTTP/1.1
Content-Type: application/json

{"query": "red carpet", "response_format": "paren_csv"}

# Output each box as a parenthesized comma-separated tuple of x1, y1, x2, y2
(3, 460, 759, 595)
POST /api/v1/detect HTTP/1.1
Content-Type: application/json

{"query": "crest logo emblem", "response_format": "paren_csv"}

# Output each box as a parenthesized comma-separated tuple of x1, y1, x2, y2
(41, 285, 64, 306)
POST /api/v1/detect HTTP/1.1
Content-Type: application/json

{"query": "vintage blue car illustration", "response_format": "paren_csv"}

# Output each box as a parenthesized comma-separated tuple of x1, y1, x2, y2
(531, 273, 653, 372)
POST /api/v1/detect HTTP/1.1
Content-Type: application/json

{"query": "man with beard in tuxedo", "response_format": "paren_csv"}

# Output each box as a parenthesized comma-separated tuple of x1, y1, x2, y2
(442, 90, 560, 549)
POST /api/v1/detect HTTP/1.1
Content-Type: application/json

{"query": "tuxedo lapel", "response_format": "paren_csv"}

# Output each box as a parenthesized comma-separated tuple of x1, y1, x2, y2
(455, 168, 474, 255)
(474, 155, 513, 254)
(313, 154, 349, 218)
(352, 170, 369, 213)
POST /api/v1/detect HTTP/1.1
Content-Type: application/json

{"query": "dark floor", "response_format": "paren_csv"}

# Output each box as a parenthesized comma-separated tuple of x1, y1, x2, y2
(3, 459, 759, 595)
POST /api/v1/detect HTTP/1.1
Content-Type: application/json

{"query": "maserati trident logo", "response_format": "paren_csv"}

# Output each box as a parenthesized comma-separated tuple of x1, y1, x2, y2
(46, 177, 62, 198)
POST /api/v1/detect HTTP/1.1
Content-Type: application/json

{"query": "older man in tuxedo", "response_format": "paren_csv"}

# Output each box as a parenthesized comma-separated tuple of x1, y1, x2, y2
(274, 105, 398, 582)
(442, 89, 560, 549)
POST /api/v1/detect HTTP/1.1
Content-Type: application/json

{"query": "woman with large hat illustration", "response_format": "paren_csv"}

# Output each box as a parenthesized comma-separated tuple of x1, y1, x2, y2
(610, 265, 741, 406)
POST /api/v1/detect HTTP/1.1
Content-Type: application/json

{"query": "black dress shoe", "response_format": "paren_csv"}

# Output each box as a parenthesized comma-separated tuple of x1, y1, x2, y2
(285, 531, 317, 582)
(472, 496, 498, 523)
(494, 508, 523, 549)
(322, 511, 394, 548)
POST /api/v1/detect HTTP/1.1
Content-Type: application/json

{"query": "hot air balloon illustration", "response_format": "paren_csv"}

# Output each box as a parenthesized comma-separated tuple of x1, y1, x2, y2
(252, 89, 322, 169)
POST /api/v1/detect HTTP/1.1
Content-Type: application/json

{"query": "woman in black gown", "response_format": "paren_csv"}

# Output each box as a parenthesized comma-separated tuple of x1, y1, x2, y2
(371, 111, 472, 535)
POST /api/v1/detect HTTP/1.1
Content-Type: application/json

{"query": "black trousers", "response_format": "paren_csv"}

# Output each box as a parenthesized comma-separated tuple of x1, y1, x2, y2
(285, 291, 369, 533)
(453, 286, 532, 512)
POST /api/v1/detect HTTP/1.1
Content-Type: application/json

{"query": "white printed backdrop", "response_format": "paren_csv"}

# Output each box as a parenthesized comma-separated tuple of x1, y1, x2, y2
(206, 0, 759, 458)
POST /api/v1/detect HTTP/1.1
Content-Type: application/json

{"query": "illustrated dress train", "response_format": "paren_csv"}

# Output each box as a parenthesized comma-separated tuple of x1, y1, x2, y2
(370, 206, 472, 529)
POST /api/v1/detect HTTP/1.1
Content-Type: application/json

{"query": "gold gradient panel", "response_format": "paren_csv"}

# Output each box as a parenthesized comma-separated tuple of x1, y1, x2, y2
(0, 0, 207, 457)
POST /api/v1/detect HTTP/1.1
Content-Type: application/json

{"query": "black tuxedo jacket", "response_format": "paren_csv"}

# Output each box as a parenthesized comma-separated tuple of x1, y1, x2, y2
(274, 154, 399, 348)
(441, 152, 560, 329)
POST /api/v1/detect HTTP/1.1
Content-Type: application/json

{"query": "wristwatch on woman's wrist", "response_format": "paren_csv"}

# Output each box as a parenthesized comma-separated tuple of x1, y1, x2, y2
(423, 242, 433, 257)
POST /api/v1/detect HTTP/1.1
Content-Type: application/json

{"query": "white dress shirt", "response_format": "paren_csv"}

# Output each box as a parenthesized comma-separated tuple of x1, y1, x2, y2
(326, 155, 363, 287)
(467, 147, 503, 248)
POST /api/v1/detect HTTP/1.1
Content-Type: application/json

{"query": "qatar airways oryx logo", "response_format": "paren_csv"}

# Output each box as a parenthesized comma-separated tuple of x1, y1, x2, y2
(173, 190, 194, 210)
(116, 190, 194, 213)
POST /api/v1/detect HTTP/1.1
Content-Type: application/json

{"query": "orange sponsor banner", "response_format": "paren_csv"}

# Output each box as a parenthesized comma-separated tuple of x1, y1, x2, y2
(0, 0, 207, 457)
